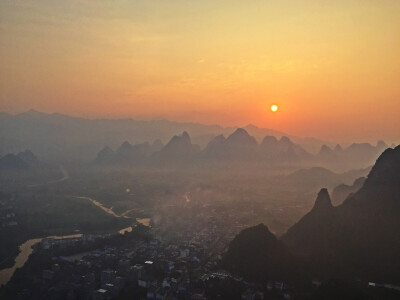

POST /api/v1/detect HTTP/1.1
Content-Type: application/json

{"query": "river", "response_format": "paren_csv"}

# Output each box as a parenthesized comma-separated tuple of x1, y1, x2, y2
(0, 193, 151, 287)
(0, 233, 82, 287)
(74, 196, 151, 227)
(0, 224, 141, 287)
(75, 196, 122, 218)
(136, 218, 151, 227)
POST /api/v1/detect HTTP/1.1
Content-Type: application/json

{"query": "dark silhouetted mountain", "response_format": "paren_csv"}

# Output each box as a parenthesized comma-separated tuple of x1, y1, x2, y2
(94, 128, 318, 166)
(95, 146, 115, 164)
(344, 142, 385, 165)
(349, 145, 400, 209)
(3, 110, 313, 161)
(282, 145, 400, 282)
(285, 167, 338, 187)
(312, 188, 333, 211)
(96, 140, 157, 165)
(201, 134, 227, 159)
(115, 141, 134, 161)
(279, 136, 292, 148)
(153, 132, 198, 163)
(259, 135, 312, 161)
(316, 141, 388, 169)
(130, 143, 151, 160)
(114, 141, 151, 163)
(4, 109, 390, 167)
(243, 123, 332, 153)
(259, 136, 280, 158)
(331, 177, 366, 205)
(15, 109, 48, 120)
(334, 144, 343, 152)
(317, 144, 344, 162)
(223, 147, 400, 282)
(226, 128, 258, 146)
(261, 135, 279, 147)
(282, 188, 335, 260)
(221, 224, 298, 281)
(278, 136, 313, 160)
(318, 144, 333, 158)
(201, 129, 313, 162)
(317, 144, 337, 164)
(376, 140, 388, 150)
(117, 141, 133, 154)
(243, 124, 286, 141)
(17, 150, 41, 167)
(224, 128, 258, 159)
(150, 139, 164, 153)
(0, 154, 30, 170)
(346, 143, 377, 160)
(201, 129, 259, 161)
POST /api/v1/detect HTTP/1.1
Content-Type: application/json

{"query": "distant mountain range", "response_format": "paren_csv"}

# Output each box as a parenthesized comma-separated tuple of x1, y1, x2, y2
(0, 153, 30, 170)
(0, 109, 335, 161)
(222, 145, 400, 283)
(316, 141, 388, 166)
(0, 110, 391, 169)
(0, 150, 42, 171)
(95, 128, 388, 169)
(331, 176, 366, 205)
(280, 167, 370, 193)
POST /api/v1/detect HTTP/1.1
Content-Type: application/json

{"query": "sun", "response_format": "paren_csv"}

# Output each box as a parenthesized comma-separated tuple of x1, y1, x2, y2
(270, 104, 279, 112)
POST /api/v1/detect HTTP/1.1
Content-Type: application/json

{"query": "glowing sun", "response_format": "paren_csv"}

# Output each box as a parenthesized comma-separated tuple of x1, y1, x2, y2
(270, 104, 279, 112)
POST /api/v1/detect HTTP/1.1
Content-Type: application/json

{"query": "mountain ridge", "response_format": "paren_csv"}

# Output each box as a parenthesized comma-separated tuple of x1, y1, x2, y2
(282, 145, 400, 281)
(222, 145, 400, 283)
(0, 109, 333, 161)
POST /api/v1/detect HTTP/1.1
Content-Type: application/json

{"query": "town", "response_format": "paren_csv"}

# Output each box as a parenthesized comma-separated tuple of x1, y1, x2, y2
(1, 197, 296, 300)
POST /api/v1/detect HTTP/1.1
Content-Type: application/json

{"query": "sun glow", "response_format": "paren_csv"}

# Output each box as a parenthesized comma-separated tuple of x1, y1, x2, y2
(270, 105, 279, 112)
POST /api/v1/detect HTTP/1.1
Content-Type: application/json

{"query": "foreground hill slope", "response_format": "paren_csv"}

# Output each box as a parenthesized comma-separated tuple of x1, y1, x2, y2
(221, 224, 302, 281)
(282, 145, 400, 282)
(222, 146, 400, 284)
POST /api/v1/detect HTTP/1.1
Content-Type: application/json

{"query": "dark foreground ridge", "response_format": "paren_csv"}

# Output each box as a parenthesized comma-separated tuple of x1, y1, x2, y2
(223, 145, 400, 284)
(221, 224, 298, 281)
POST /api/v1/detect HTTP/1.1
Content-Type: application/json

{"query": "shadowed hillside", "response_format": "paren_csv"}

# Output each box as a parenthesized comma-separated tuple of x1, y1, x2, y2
(223, 146, 400, 284)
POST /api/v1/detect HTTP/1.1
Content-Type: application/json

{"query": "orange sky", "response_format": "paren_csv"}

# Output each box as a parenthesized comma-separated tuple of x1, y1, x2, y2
(0, 1, 399, 143)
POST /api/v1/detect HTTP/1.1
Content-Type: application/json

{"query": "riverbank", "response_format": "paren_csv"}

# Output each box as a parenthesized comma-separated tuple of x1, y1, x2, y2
(0, 215, 150, 287)
(0, 234, 81, 287)
(0, 225, 140, 287)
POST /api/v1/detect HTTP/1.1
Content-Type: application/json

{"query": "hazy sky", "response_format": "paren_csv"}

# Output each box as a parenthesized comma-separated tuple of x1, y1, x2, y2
(1, 1, 399, 143)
